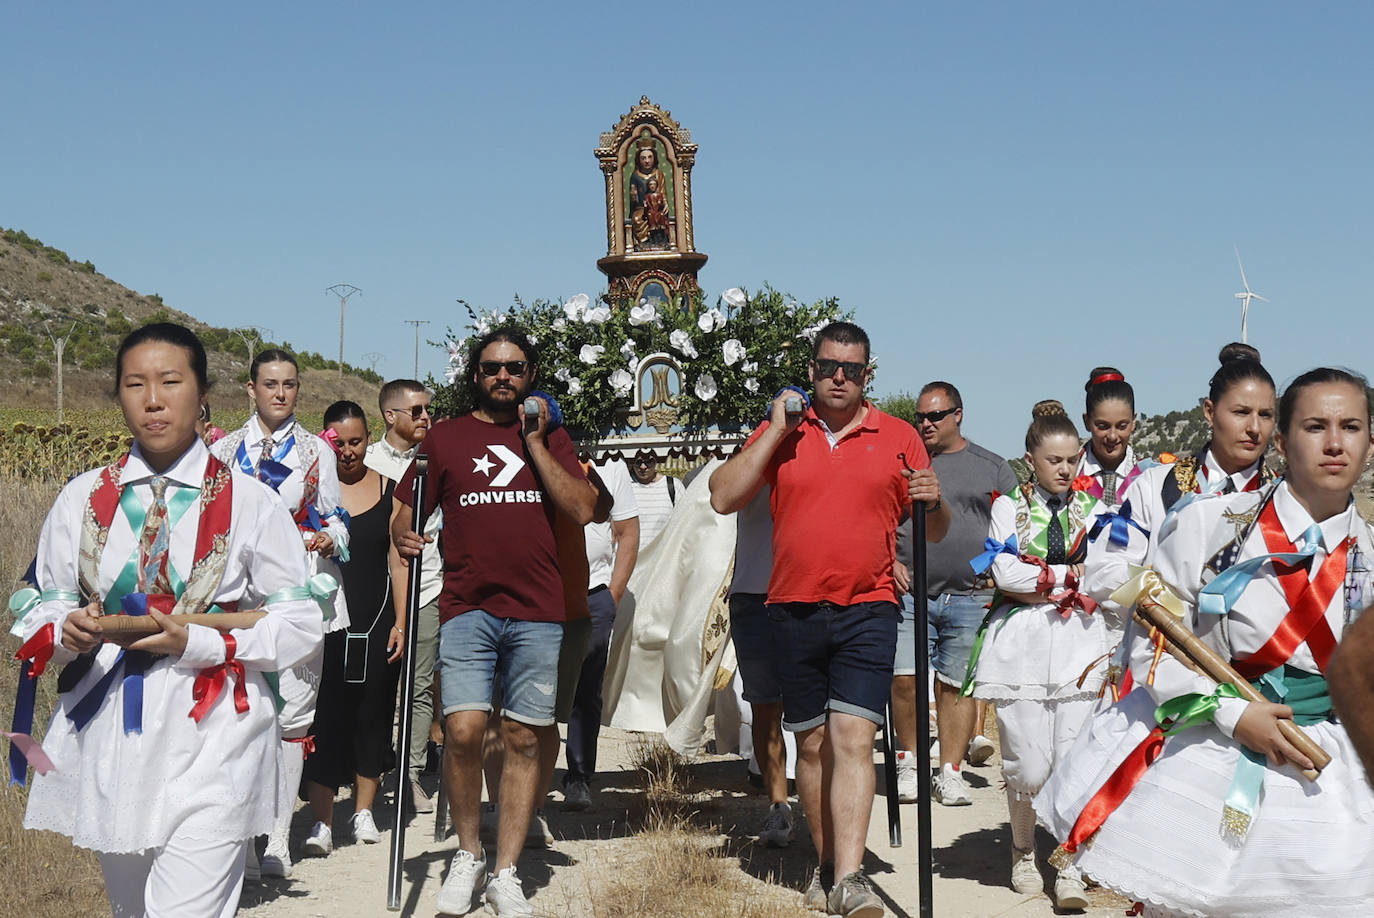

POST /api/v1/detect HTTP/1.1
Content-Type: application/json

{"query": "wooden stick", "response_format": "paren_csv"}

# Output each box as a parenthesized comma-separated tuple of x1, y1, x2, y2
(1136, 598, 1329, 780)
(97, 611, 267, 636)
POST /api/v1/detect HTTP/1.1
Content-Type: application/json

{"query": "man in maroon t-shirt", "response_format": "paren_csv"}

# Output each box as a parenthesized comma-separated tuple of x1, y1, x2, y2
(394, 327, 596, 916)
(710, 321, 949, 917)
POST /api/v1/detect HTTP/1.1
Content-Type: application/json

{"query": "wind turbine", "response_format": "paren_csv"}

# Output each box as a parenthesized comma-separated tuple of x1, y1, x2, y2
(1233, 246, 1268, 344)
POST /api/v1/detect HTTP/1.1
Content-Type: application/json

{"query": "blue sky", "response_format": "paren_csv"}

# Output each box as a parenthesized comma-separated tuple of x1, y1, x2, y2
(5, 2, 1372, 456)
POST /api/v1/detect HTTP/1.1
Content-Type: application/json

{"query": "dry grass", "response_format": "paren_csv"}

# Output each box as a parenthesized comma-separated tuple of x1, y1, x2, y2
(1, 476, 106, 916)
(592, 738, 812, 918)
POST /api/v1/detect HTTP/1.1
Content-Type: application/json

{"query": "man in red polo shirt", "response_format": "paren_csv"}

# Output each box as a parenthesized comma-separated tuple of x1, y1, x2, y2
(710, 321, 949, 918)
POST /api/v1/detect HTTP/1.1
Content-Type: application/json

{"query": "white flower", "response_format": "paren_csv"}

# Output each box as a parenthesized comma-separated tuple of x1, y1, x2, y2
(697, 308, 726, 333)
(741, 360, 758, 374)
(670, 329, 698, 358)
(474, 317, 491, 336)
(579, 344, 605, 365)
(798, 321, 825, 341)
(583, 305, 612, 324)
(694, 373, 718, 402)
(609, 369, 634, 395)
(629, 303, 658, 326)
(552, 317, 567, 332)
(744, 377, 759, 394)
(527, 333, 538, 345)
(555, 367, 572, 383)
(772, 352, 785, 366)
(563, 294, 590, 322)
(721, 287, 747, 310)
(619, 340, 637, 361)
(785, 300, 797, 316)
(722, 338, 746, 366)
(444, 364, 462, 384)
(567, 377, 583, 396)
(446, 338, 467, 359)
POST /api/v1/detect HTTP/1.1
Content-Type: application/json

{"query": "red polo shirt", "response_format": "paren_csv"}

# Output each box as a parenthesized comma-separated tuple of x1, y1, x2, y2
(749, 402, 928, 607)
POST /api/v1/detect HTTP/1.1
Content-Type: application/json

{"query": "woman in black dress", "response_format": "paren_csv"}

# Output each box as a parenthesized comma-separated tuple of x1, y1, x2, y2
(300, 401, 406, 852)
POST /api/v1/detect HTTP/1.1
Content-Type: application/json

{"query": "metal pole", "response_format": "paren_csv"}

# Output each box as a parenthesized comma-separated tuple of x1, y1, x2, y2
(912, 501, 934, 917)
(388, 455, 428, 911)
(326, 284, 362, 379)
(883, 700, 902, 847)
(404, 320, 430, 379)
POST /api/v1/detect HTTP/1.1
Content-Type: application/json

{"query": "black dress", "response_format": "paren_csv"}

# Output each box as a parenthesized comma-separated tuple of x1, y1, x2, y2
(303, 477, 401, 789)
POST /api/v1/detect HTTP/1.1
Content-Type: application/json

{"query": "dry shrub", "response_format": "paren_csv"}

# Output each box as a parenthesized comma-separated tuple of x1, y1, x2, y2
(630, 736, 696, 827)
(588, 825, 810, 918)
(1, 476, 106, 915)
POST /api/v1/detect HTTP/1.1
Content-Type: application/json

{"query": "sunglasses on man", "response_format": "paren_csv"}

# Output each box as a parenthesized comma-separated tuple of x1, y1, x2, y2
(914, 406, 958, 424)
(811, 358, 868, 381)
(478, 360, 529, 378)
(388, 404, 431, 420)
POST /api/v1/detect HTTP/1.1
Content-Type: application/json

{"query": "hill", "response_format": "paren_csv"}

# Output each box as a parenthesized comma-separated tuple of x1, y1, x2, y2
(0, 226, 383, 417)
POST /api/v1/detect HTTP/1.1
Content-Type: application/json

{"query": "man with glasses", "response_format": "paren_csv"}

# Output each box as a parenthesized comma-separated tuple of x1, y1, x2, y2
(894, 382, 1017, 808)
(393, 328, 597, 917)
(626, 450, 679, 550)
(366, 379, 442, 814)
(710, 321, 950, 918)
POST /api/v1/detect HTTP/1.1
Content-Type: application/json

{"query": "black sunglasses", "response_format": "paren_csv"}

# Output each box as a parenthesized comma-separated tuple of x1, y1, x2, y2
(478, 360, 529, 378)
(812, 358, 868, 380)
(914, 406, 958, 424)
(632, 455, 658, 466)
(389, 404, 430, 420)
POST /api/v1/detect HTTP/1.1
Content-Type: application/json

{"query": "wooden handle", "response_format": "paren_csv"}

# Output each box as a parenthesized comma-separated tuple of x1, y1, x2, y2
(98, 610, 267, 636)
(1136, 599, 1330, 780)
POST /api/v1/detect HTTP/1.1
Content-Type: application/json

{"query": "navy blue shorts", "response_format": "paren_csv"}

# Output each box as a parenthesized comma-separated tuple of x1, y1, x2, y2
(767, 600, 899, 732)
(729, 593, 782, 705)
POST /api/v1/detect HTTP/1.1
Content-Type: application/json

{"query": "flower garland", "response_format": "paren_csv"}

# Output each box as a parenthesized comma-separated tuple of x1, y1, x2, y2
(431, 287, 852, 438)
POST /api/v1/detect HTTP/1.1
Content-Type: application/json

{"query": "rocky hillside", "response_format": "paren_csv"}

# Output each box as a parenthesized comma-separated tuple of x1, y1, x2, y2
(0, 226, 382, 416)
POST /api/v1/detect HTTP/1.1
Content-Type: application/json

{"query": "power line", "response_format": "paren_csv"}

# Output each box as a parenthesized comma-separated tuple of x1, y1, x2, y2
(325, 284, 362, 378)
(403, 320, 430, 379)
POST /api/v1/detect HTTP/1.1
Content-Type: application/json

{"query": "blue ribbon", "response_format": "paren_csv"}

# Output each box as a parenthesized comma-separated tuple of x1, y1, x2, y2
(1197, 523, 1321, 617)
(970, 534, 1019, 575)
(235, 434, 297, 490)
(1088, 498, 1151, 548)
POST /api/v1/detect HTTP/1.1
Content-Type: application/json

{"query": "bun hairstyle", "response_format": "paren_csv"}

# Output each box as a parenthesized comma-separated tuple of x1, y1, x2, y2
(1208, 342, 1273, 404)
(1278, 367, 1371, 434)
(1084, 366, 1134, 415)
(324, 399, 368, 429)
(1026, 399, 1079, 451)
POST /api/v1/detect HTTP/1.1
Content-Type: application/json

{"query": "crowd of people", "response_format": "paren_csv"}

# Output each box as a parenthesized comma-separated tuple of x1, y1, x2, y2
(8, 317, 1374, 918)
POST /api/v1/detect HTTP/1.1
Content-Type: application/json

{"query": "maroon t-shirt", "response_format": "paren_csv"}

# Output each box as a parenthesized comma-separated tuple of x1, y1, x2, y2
(395, 414, 585, 624)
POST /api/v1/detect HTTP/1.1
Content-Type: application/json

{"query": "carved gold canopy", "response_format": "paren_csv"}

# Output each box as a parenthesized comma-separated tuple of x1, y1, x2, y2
(595, 97, 707, 308)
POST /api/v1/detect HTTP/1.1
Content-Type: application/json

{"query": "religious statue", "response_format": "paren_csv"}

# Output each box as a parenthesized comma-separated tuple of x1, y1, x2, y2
(627, 134, 673, 251)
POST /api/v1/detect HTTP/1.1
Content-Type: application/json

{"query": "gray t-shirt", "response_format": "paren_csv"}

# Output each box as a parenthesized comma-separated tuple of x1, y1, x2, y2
(896, 439, 1017, 597)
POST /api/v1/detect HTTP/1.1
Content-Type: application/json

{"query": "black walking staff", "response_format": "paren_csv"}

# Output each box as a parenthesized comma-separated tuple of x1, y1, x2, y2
(901, 451, 935, 918)
(387, 453, 428, 911)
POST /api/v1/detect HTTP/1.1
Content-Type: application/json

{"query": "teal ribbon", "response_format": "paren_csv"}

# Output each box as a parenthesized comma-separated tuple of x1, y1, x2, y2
(1197, 523, 1321, 617)
(106, 482, 198, 615)
(262, 572, 339, 623)
(9, 588, 82, 638)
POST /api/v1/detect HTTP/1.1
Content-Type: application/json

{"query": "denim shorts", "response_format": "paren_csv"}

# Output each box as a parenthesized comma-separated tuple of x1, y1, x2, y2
(901, 592, 993, 686)
(729, 593, 782, 705)
(439, 610, 562, 726)
(767, 600, 899, 732)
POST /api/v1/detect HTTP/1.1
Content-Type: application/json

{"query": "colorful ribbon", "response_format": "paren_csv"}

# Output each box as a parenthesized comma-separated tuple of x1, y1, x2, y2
(263, 573, 340, 623)
(189, 633, 248, 723)
(1088, 499, 1150, 548)
(970, 534, 1019, 574)
(1198, 524, 1321, 617)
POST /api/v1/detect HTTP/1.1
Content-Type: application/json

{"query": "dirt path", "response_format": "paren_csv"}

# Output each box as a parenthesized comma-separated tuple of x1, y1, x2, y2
(236, 727, 1125, 918)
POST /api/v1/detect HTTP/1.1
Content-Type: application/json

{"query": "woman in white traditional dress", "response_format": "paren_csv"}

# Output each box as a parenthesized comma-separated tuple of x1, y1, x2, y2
(1036, 367, 1374, 917)
(17, 323, 323, 917)
(965, 400, 1114, 910)
(1076, 367, 1143, 509)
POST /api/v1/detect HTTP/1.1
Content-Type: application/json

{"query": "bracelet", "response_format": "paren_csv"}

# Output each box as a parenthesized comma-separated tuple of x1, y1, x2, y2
(391, 625, 403, 633)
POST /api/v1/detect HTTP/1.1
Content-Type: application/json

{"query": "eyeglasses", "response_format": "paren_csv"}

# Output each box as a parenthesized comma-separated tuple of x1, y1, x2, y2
(478, 360, 529, 378)
(632, 456, 658, 467)
(914, 406, 958, 424)
(812, 358, 868, 381)
(388, 404, 431, 420)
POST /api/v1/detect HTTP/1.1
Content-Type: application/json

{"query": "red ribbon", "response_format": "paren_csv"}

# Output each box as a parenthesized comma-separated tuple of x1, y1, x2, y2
(15, 623, 56, 678)
(189, 633, 248, 723)
(1049, 571, 1098, 618)
(1090, 372, 1125, 386)
(285, 734, 317, 759)
(1071, 474, 1096, 493)
(1057, 724, 1169, 857)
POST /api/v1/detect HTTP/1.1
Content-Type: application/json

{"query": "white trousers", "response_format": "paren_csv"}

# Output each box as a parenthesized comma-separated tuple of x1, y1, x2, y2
(994, 696, 1095, 797)
(99, 835, 248, 918)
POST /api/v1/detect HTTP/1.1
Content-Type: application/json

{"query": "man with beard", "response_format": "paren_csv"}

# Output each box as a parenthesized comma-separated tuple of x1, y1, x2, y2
(393, 327, 597, 917)
(364, 379, 442, 814)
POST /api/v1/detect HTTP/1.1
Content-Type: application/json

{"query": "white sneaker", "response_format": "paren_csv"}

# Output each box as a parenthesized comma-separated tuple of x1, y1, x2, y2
(485, 865, 533, 916)
(436, 848, 487, 916)
(302, 820, 333, 857)
(479, 802, 499, 843)
(1054, 871, 1090, 909)
(525, 809, 553, 849)
(757, 801, 795, 847)
(932, 763, 972, 806)
(351, 808, 381, 844)
(967, 733, 996, 766)
(894, 750, 921, 803)
(1011, 847, 1041, 894)
(261, 837, 292, 878)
